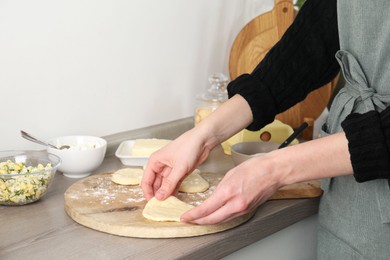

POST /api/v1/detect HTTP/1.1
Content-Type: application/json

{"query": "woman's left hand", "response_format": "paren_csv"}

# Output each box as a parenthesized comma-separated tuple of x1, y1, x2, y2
(180, 154, 283, 225)
(181, 131, 354, 225)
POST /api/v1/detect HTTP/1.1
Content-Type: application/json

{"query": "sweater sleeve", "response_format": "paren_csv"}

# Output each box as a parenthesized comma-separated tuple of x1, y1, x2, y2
(341, 108, 390, 183)
(227, 0, 340, 131)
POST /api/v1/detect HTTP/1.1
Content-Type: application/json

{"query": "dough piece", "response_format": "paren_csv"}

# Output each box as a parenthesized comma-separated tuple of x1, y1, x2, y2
(111, 168, 144, 185)
(179, 169, 209, 193)
(142, 196, 194, 222)
(131, 138, 171, 157)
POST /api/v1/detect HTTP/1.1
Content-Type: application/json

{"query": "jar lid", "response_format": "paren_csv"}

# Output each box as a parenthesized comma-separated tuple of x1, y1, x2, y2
(197, 73, 229, 102)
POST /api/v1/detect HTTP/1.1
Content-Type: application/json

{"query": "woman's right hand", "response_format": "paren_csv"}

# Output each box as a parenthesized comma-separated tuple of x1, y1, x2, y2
(141, 127, 212, 201)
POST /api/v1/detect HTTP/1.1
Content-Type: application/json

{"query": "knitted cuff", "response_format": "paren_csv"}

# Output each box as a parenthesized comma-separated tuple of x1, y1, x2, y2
(379, 105, 390, 148)
(341, 111, 390, 182)
(227, 74, 277, 131)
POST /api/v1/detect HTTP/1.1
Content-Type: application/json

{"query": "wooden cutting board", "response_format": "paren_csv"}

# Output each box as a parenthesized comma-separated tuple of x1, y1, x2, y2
(64, 172, 321, 238)
(229, 0, 337, 129)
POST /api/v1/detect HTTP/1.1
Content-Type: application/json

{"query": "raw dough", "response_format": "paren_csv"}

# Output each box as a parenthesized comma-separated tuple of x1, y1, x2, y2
(111, 168, 143, 185)
(142, 196, 194, 222)
(132, 138, 171, 157)
(179, 169, 209, 193)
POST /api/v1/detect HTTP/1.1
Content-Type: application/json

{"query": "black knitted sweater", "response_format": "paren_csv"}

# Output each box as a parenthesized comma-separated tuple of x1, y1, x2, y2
(227, 0, 390, 183)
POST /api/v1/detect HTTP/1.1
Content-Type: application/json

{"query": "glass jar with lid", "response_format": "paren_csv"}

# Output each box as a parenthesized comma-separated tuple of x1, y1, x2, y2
(194, 73, 229, 125)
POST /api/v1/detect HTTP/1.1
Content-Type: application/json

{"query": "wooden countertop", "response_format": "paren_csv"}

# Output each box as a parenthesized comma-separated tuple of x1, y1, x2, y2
(0, 119, 320, 260)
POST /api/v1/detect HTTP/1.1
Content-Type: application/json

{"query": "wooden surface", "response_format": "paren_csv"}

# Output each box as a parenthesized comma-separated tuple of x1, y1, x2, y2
(64, 172, 254, 238)
(64, 171, 321, 239)
(270, 180, 322, 200)
(229, 0, 335, 129)
(0, 119, 321, 260)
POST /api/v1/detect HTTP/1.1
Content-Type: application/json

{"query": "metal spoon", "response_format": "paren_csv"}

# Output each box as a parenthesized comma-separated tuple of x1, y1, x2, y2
(20, 130, 70, 150)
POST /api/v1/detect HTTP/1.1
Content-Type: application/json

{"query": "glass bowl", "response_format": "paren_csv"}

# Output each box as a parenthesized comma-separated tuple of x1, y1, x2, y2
(0, 150, 61, 206)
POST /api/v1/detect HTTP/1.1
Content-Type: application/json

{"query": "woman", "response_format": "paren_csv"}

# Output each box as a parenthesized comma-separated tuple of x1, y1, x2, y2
(142, 0, 390, 258)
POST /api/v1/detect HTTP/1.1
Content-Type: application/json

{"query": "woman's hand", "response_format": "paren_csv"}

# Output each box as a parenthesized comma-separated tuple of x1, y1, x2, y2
(181, 132, 353, 225)
(141, 128, 212, 201)
(180, 154, 282, 225)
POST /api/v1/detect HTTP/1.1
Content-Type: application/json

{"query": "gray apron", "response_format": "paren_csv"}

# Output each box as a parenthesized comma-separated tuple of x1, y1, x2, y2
(317, 1, 390, 259)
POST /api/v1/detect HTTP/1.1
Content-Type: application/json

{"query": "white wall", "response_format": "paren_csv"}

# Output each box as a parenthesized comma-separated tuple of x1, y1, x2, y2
(0, 0, 274, 150)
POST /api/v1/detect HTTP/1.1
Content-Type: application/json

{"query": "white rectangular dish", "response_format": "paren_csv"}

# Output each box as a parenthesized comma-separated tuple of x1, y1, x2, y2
(115, 140, 149, 166)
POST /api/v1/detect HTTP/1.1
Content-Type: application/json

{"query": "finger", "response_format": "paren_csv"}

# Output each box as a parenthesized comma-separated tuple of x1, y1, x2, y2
(152, 174, 163, 194)
(172, 178, 184, 197)
(190, 203, 242, 225)
(186, 199, 249, 225)
(180, 193, 226, 222)
(155, 165, 189, 200)
(154, 166, 172, 200)
(141, 161, 165, 200)
(141, 171, 156, 201)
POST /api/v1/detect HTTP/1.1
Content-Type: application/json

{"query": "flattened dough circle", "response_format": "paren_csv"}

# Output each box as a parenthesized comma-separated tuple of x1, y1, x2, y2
(179, 169, 209, 193)
(111, 168, 143, 185)
(142, 196, 194, 222)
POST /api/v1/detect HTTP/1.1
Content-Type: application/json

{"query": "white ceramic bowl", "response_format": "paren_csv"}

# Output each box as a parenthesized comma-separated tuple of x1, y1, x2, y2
(47, 136, 107, 178)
